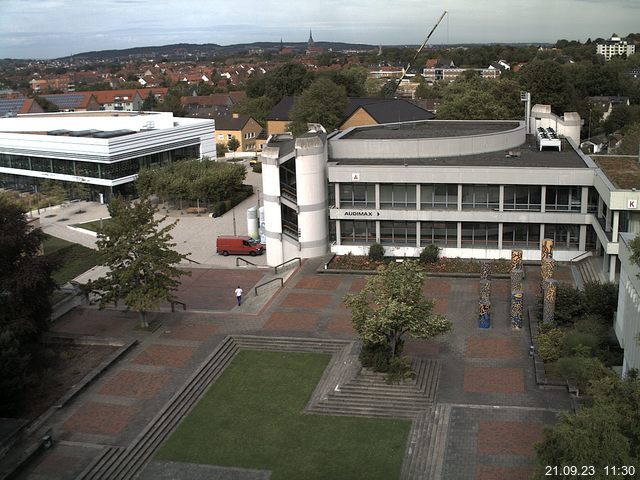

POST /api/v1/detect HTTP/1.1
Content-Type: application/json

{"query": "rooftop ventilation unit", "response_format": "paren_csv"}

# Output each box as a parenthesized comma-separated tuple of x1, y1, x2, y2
(536, 127, 561, 151)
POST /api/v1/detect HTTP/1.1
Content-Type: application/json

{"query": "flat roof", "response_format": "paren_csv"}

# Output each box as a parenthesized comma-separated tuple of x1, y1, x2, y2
(340, 120, 521, 140)
(592, 155, 640, 189)
(330, 135, 589, 169)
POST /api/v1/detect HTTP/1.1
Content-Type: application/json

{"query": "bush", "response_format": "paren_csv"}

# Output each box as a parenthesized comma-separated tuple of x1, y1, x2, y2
(562, 331, 601, 357)
(582, 281, 618, 322)
(573, 314, 608, 338)
(368, 243, 385, 261)
(536, 327, 565, 362)
(419, 244, 440, 264)
(553, 285, 585, 325)
(549, 356, 612, 391)
(386, 356, 416, 384)
(252, 162, 262, 173)
(359, 342, 392, 372)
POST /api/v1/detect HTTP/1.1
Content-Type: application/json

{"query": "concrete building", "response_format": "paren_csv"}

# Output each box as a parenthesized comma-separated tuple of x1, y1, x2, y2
(596, 34, 636, 61)
(259, 105, 640, 287)
(0, 111, 215, 201)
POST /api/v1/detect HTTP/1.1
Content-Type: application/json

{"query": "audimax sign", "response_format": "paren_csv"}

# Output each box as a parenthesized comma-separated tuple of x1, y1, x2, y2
(343, 211, 381, 217)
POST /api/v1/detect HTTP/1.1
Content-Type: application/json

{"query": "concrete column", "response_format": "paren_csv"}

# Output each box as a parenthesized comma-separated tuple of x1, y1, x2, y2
(335, 220, 341, 246)
(612, 211, 620, 241)
(334, 183, 340, 208)
(375, 184, 380, 210)
(261, 145, 284, 267)
(457, 222, 462, 249)
(610, 255, 617, 282)
(416, 221, 421, 247)
(539, 224, 545, 250)
(457, 184, 463, 211)
(416, 184, 421, 211)
(581, 186, 589, 214)
(376, 220, 380, 243)
(579, 225, 587, 251)
(499, 185, 504, 212)
(605, 207, 612, 232)
(540, 185, 546, 213)
(498, 223, 503, 250)
(598, 196, 603, 219)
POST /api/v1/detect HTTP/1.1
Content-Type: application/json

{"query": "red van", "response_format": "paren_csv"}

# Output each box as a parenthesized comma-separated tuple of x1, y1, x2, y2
(216, 236, 265, 256)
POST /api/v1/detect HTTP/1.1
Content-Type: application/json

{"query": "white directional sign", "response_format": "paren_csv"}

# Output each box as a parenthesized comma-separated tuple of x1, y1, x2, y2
(351, 173, 360, 181)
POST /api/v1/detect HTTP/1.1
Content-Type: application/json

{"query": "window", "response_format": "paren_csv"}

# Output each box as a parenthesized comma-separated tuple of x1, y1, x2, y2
(503, 186, 541, 211)
(421, 184, 457, 209)
(227, 134, 232, 140)
(461, 185, 499, 210)
(339, 183, 375, 208)
(545, 224, 579, 250)
(502, 223, 540, 247)
(461, 223, 499, 247)
(545, 186, 581, 212)
(380, 184, 416, 209)
(587, 187, 599, 214)
(218, 134, 224, 140)
(340, 220, 376, 244)
(420, 222, 457, 246)
(380, 221, 416, 245)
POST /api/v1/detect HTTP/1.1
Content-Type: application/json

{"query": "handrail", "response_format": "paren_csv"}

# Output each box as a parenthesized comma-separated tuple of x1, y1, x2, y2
(274, 257, 301, 274)
(184, 256, 201, 264)
(236, 257, 258, 267)
(569, 251, 593, 264)
(170, 300, 187, 312)
(254, 277, 283, 296)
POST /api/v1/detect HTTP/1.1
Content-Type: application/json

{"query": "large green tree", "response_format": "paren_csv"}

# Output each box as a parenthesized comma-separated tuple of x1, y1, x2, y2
(86, 197, 189, 327)
(518, 59, 575, 113)
(288, 78, 348, 135)
(534, 375, 640, 478)
(247, 63, 315, 104)
(0, 194, 56, 414)
(437, 76, 522, 120)
(344, 261, 452, 359)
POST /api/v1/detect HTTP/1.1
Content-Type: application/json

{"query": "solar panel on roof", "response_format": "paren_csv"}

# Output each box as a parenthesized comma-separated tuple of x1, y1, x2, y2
(0, 98, 26, 116)
(47, 129, 71, 136)
(43, 94, 85, 109)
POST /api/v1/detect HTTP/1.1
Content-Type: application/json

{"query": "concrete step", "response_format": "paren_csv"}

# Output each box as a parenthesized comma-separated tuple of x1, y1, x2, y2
(308, 404, 421, 419)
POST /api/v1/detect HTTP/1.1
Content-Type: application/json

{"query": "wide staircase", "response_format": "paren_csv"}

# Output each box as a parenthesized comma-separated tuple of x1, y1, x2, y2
(573, 255, 606, 287)
(76, 335, 350, 480)
(307, 358, 441, 419)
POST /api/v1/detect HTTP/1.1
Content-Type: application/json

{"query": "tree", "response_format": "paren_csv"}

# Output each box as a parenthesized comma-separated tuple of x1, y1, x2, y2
(141, 92, 159, 111)
(289, 78, 348, 135)
(0, 194, 55, 415)
(227, 136, 240, 152)
(248, 63, 315, 104)
(234, 95, 275, 126)
(518, 60, 575, 113)
(86, 197, 189, 327)
(437, 77, 522, 120)
(216, 143, 226, 158)
(534, 375, 640, 478)
(344, 261, 452, 361)
(617, 123, 640, 155)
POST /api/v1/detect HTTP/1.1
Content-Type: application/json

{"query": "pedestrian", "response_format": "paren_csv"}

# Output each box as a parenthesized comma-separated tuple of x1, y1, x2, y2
(235, 285, 243, 306)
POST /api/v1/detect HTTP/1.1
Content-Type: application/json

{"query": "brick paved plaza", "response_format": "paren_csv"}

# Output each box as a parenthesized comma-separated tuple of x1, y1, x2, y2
(15, 260, 573, 480)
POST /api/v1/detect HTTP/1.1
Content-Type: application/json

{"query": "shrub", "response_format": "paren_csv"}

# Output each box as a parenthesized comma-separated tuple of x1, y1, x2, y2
(582, 281, 618, 322)
(562, 331, 602, 357)
(573, 314, 608, 338)
(359, 342, 392, 372)
(553, 285, 585, 326)
(536, 327, 565, 362)
(386, 356, 416, 384)
(368, 243, 385, 261)
(419, 244, 440, 264)
(252, 162, 262, 173)
(550, 356, 612, 392)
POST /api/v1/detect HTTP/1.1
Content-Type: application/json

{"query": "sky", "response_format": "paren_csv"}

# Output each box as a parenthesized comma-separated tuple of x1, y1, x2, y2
(0, 0, 638, 59)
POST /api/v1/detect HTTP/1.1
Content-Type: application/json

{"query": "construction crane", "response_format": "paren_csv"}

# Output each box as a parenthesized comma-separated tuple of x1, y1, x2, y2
(389, 10, 448, 97)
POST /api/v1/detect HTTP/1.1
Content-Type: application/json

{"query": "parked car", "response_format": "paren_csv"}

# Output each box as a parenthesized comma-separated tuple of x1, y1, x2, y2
(216, 235, 264, 256)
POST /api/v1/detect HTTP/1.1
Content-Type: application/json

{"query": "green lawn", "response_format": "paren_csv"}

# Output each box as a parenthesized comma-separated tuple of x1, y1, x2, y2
(42, 235, 100, 285)
(73, 218, 111, 232)
(156, 350, 411, 480)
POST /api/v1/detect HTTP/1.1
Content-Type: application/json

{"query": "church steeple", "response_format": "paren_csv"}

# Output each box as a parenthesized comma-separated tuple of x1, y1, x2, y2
(308, 29, 314, 47)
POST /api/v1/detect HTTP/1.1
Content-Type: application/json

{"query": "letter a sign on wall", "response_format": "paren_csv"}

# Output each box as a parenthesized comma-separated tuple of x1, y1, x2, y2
(352, 173, 360, 181)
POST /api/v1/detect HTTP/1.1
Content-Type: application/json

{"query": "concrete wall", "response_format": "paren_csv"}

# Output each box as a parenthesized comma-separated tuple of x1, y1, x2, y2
(615, 233, 640, 375)
(529, 105, 581, 146)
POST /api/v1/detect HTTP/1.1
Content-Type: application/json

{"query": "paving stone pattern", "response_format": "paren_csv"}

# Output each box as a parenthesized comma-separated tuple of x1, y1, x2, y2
(15, 260, 573, 480)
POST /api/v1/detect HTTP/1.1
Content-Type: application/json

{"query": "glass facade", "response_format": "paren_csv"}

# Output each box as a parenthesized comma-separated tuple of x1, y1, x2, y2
(502, 223, 540, 247)
(461, 185, 500, 210)
(461, 223, 499, 247)
(545, 186, 582, 212)
(339, 183, 375, 208)
(421, 184, 458, 209)
(340, 220, 376, 244)
(420, 222, 457, 246)
(0, 145, 199, 181)
(380, 221, 416, 244)
(545, 224, 580, 250)
(380, 184, 416, 209)
(503, 186, 541, 211)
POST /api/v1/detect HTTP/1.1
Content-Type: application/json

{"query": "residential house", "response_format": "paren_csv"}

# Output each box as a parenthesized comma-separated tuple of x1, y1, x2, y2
(38, 93, 101, 112)
(181, 92, 246, 118)
(215, 113, 263, 152)
(265, 97, 435, 136)
(0, 98, 44, 117)
(588, 96, 631, 121)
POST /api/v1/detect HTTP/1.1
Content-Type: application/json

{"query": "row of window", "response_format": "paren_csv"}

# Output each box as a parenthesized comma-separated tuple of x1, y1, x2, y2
(336, 220, 588, 250)
(333, 183, 598, 213)
(0, 146, 199, 180)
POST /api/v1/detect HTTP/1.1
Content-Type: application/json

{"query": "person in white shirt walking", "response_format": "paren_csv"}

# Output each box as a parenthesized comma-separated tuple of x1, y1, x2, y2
(235, 286, 243, 306)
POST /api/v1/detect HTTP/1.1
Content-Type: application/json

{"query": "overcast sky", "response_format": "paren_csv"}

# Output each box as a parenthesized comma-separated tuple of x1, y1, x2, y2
(0, 0, 638, 59)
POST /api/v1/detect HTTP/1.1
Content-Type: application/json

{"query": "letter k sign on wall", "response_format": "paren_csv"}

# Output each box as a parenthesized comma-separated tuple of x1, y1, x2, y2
(629, 199, 638, 209)
(351, 173, 360, 181)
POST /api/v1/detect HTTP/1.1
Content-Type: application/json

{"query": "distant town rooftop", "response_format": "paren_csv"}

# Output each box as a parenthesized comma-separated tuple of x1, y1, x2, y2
(592, 156, 640, 190)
